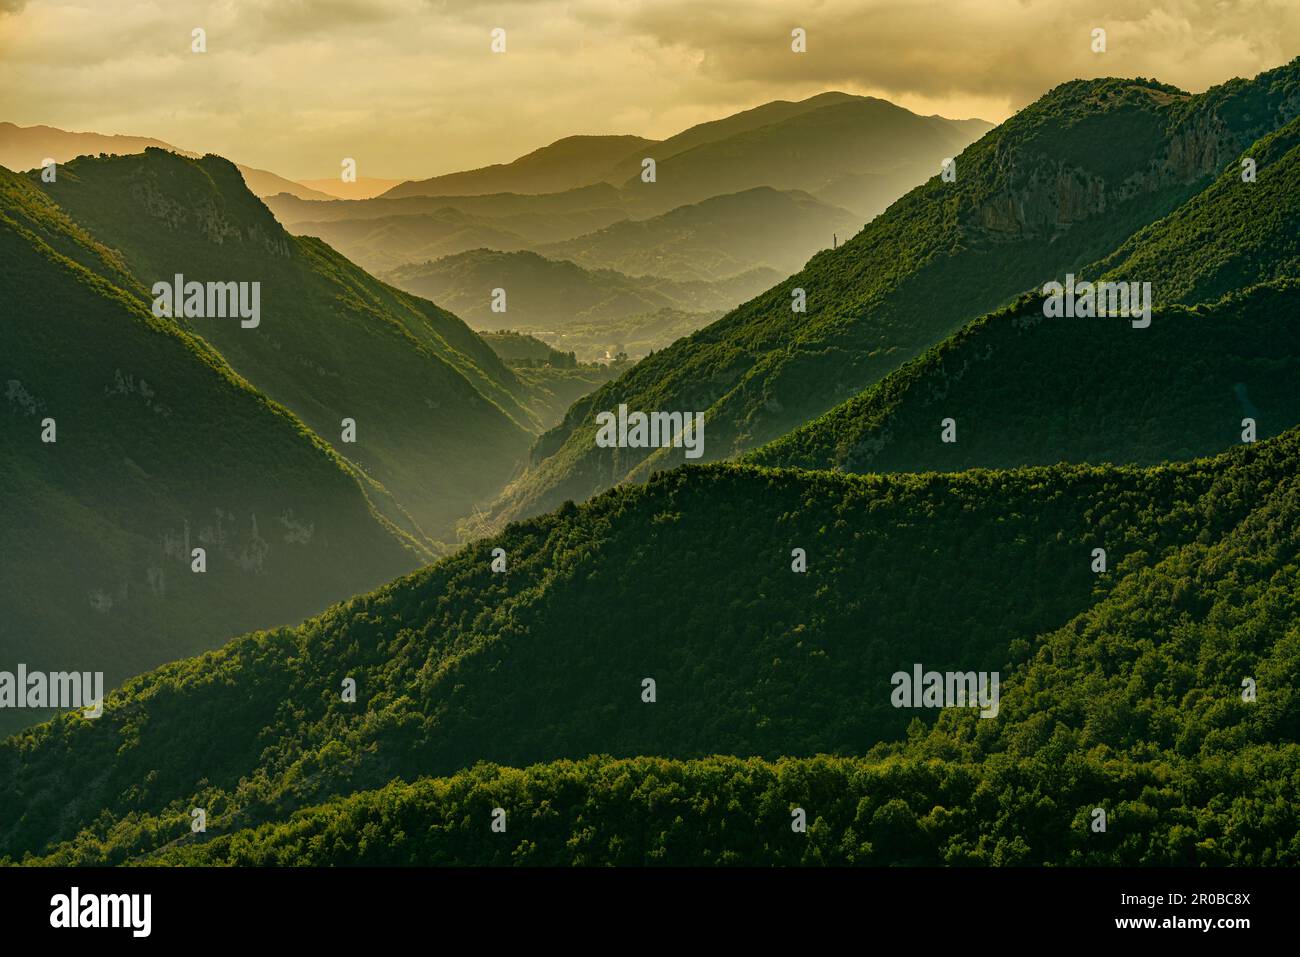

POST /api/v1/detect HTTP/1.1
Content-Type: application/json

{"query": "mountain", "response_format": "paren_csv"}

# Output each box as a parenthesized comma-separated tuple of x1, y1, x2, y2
(614, 98, 994, 214)
(277, 186, 856, 282)
(384, 248, 780, 331)
(296, 177, 404, 200)
(33, 148, 542, 542)
(488, 60, 1300, 528)
(749, 114, 1300, 473)
(2, 418, 1295, 864)
(0, 121, 334, 201)
(537, 187, 860, 281)
(0, 166, 423, 735)
(599, 92, 864, 183)
(382, 135, 658, 199)
(594, 90, 978, 194)
(263, 95, 992, 284)
(1084, 113, 1300, 304)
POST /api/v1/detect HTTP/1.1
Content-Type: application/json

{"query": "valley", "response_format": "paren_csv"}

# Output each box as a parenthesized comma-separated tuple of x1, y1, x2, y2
(2, 29, 1298, 877)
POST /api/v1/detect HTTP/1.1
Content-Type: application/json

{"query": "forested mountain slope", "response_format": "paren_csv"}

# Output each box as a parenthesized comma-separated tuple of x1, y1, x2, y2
(749, 282, 1300, 473)
(3, 424, 1295, 863)
(749, 116, 1300, 473)
(0, 168, 423, 735)
(33, 149, 540, 541)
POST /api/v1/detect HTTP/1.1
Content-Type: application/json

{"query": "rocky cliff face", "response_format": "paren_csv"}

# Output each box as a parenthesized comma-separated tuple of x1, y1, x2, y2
(962, 79, 1300, 246)
(126, 151, 292, 258)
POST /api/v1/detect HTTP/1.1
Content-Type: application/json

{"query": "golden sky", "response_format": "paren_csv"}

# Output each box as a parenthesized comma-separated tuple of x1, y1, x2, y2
(1, 0, 1296, 180)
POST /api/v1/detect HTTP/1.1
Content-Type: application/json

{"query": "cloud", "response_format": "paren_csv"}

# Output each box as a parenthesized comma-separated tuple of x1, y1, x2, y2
(0, 0, 1295, 179)
(604, 0, 1300, 111)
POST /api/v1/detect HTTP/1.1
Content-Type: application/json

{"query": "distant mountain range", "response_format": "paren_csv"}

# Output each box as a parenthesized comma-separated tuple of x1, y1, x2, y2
(384, 248, 781, 332)
(280, 202, 629, 273)
(612, 97, 992, 216)
(256, 93, 989, 359)
(379, 93, 991, 220)
(535, 186, 861, 281)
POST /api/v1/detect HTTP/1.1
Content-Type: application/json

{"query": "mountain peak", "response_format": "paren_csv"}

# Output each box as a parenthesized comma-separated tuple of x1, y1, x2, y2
(46, 147, 293, 261)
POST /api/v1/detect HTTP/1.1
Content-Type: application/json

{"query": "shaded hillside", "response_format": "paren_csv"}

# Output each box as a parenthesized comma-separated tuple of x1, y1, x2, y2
(0, 168, 422, 735)
(749, 281, 1300, 473)
(489, 61, 1300, 527)
(3, 425, 1292, 862)
(33, 149, 540, 541)
(1085, 113, 1300, 303)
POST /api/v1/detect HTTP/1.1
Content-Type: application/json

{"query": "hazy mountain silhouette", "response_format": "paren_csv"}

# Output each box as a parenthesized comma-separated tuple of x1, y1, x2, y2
(385, 248, 780, 330)
(0, 121, 335, 201)
(382, 135, 658, 199)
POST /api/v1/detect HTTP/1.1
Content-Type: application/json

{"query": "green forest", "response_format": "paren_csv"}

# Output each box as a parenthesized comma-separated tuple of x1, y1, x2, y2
(3, 429, 1298, 864)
